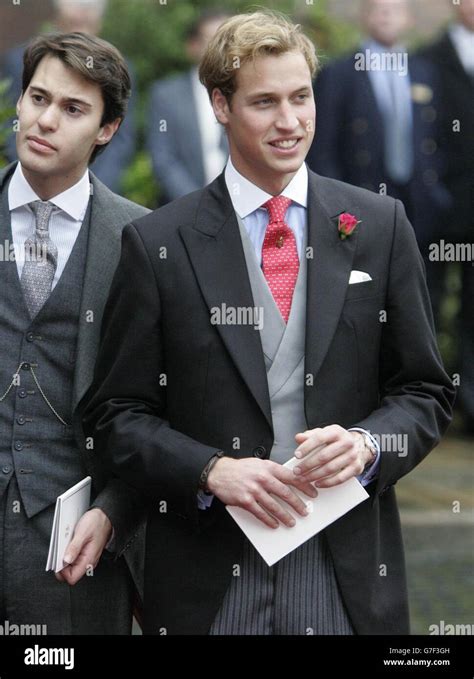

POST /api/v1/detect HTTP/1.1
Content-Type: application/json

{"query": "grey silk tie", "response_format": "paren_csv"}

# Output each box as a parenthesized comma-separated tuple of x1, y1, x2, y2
(21, 200, 58, 318)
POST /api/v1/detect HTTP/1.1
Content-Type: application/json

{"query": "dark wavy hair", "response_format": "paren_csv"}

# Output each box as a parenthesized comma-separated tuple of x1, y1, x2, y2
(22, 31, 131, 162)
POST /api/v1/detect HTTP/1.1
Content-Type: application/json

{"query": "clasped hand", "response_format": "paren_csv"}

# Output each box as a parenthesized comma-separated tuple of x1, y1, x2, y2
(207, 425, 370, 528)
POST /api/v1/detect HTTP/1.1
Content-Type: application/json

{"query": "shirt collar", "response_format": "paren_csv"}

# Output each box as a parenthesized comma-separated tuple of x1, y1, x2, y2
(8, 163, 91, 220)
(224, 157, 308, 219)
(450, 22, 474, 45)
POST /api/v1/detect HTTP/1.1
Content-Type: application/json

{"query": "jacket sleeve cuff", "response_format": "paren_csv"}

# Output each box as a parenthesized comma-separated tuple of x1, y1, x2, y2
(349, 427, 381, 486)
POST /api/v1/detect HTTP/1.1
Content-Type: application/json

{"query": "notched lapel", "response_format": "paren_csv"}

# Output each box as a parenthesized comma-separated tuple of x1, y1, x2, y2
(179, 176, 272, 428)
(305, 174, 359, 386)
(72, 178, 124, 412)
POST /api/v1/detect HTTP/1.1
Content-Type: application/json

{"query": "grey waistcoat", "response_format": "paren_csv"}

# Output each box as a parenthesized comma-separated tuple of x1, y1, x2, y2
(0, 180, 91, 518)
(236, 215, 308, 463)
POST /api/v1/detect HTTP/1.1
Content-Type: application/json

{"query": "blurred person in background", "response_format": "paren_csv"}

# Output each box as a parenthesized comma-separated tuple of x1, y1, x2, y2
(147, 10, 230, 205)
(1, 0, 137, 193)
(420, 0, 474, 434)
(306, 0, 450, 266)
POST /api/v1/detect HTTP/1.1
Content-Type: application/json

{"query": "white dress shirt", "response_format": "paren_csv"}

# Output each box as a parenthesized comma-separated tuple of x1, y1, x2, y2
(449, 23, 474, 76)
(364, 40, 413, 109)
(8, 164, 91, 288)
(224, 158, 308, 263)
(191, 67, 227, 185)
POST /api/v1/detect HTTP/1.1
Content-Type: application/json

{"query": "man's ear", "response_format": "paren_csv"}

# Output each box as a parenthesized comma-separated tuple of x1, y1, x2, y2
(212, 88, 230, 125)
(16, 95, 23, 117)
(95, 117, 121, 147)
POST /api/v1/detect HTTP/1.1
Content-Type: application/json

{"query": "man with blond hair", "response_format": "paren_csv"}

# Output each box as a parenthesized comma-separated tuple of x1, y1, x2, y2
(85, 11, 454, 635)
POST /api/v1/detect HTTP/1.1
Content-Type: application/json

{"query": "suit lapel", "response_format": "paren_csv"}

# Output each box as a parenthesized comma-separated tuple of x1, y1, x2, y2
(0, 163, 18, 205)
(304, 172, 358, 387)
(72, 175, 124, 411)
(442, 33, 474, 88)
(179, 175, 272, 428)
(0, 163, 35, 318)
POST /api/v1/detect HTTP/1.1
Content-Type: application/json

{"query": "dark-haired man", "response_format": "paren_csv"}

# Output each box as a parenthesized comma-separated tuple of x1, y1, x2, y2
(0, 32, 148, 634)
(1, 0, 136, 193)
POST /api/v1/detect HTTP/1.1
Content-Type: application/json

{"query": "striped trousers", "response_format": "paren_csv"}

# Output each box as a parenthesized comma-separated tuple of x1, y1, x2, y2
(209, 533, 354, 635)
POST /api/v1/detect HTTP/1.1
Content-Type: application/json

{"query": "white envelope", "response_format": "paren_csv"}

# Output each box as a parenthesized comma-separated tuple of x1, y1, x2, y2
(349, 270, 372, 284)
(226, 458, 369, 566)
(46, 477, 91, 573)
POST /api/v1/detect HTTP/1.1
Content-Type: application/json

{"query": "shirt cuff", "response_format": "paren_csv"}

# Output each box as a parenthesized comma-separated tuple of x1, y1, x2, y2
(197, 490, 214, 510)
(349, 427, 381, 486)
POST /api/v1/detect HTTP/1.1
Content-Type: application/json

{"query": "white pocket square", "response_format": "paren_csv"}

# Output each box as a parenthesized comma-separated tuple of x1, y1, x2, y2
(349, 270, 372, 284)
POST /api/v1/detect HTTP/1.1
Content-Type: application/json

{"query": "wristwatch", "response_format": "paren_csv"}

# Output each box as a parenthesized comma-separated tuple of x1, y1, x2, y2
(198, 451, 224, 492)
(360, 432, 377, 472)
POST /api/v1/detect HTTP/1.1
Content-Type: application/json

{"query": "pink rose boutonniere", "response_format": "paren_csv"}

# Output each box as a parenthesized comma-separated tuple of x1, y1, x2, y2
(338, 212, 361, 240)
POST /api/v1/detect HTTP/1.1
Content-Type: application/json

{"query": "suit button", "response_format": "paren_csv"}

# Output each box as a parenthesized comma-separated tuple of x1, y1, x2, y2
(2, 466, 11, 474)
(253, 446, 267, 458)
(17, 415, 26, 425)
(14, 441, 23, 451)
(26, 332, 35, 342)
(18, 389, 27, 398)
(22, 363, 30, 371)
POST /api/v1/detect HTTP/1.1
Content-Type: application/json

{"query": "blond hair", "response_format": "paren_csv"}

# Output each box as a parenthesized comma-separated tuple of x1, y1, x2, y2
(199, 10, 318, 101)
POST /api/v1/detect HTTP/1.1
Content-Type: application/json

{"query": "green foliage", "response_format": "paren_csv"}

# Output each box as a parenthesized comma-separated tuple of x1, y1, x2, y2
(102, 0, 358, 98)
(101, 0, 360, 205)
(102, 1, 299, 93)
(120, 151, 158, 209)
(303, 11, 360, 66)
(0, 78, 16, 166)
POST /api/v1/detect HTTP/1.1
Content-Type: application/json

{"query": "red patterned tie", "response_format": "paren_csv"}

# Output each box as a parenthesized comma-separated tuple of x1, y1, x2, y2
(261, 196, 299, 323)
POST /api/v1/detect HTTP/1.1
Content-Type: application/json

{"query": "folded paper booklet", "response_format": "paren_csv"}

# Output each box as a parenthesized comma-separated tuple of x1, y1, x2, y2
(46, 476, 91, 573)
(226, 458, 369, 566)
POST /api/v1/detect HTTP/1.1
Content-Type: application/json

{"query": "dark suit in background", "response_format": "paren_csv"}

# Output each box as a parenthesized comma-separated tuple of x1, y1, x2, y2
(421, 30, 474, 432)
(0, 163, 148, 633)
(1, 45, 137, 193)
(307, 50, 450, 252)
(84, 169, 454, 634)
(147, 70, 227, 204)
